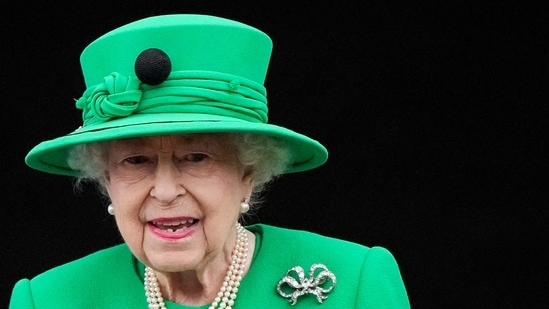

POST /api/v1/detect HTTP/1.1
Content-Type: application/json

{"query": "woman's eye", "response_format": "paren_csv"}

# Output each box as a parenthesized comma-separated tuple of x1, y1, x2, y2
(185, 153, 208, 162)
(124, 156, 149, 164)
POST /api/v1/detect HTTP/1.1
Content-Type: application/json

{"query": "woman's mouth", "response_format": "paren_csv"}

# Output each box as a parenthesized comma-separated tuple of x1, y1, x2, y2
(149, 218, 198, 239)
(152, 219, 196, 232)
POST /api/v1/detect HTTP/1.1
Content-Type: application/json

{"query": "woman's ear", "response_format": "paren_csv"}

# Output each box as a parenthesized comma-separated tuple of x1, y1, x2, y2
(103, 171, 111, 184)
(242, 167, 254, 196)
(103, 172, 113, 199)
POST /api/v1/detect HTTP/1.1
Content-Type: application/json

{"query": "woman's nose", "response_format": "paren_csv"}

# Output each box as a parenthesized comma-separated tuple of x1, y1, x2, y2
(149, 159, 186, 205)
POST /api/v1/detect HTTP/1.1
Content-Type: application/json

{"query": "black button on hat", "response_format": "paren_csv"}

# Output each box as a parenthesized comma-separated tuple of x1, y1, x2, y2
(134, 48, 172, 85)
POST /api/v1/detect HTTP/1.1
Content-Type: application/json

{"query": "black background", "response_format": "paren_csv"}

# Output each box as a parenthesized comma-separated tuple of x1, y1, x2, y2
(1, 1, 547, 308)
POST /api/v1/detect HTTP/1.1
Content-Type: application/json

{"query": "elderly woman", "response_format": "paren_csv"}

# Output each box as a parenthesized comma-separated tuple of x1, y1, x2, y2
(10, 14, 410, 308)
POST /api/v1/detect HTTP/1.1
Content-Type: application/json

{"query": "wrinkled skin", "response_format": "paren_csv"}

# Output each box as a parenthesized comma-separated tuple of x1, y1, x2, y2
(104, 134, 255, 305)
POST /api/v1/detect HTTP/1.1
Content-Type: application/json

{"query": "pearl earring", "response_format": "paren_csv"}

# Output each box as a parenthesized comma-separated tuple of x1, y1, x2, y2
(107, 204, 115, 215)
(240, 200, 250, 214)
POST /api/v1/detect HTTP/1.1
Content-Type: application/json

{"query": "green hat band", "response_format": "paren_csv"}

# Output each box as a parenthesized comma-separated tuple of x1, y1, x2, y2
(76, 70, 268, 127)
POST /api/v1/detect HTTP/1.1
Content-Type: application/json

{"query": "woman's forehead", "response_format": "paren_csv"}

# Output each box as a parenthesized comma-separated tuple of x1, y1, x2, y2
(110, 134, 231, 148)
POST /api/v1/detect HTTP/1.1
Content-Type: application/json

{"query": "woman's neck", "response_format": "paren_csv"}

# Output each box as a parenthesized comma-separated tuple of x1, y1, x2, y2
(153, 229, 256, 306)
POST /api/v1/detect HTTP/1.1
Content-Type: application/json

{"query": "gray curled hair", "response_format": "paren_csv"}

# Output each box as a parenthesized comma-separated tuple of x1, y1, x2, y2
(67, 133, 291, 208)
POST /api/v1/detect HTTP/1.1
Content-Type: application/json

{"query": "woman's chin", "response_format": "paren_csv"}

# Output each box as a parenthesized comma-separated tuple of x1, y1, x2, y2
(140, 222, 205, 271)
(146, 251, 203, 273)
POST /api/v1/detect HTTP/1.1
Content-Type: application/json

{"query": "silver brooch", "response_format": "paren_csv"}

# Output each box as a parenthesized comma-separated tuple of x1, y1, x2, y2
(276, 263, 336, 305)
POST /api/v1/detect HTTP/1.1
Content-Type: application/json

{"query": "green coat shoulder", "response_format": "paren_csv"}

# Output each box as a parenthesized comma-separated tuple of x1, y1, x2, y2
(10, 244, 147, 308)
(241, 224, 410, 308)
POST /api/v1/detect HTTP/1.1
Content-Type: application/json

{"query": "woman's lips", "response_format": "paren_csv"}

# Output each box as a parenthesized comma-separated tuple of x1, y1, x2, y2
(148, 217, 198, 240)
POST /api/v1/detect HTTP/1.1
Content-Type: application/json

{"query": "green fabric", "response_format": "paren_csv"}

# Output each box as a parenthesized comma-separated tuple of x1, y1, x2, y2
(24, 14, 328, 177)
(10, 224, 409, 308)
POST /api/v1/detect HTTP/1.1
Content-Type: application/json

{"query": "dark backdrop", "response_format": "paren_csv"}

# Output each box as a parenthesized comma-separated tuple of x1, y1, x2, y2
(1, 1, 546, 308)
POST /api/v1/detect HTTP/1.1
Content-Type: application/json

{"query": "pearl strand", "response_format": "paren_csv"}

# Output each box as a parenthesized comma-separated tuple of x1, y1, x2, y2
(144, 223, 249, 309)
(145, 267, 166, 309)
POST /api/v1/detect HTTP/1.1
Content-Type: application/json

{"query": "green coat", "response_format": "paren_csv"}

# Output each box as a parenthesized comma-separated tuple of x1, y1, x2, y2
(10, 224, 410, 308)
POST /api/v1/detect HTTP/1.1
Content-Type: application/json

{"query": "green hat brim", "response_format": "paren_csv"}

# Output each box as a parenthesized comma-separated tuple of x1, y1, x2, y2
(25, 113, 328, 177)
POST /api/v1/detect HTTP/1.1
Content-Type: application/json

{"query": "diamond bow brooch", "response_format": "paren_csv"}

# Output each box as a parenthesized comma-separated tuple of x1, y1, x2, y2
(276, 263, 336, 305)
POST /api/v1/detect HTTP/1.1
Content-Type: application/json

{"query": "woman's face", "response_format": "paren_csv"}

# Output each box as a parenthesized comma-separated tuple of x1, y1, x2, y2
(104, 134, 253, 272)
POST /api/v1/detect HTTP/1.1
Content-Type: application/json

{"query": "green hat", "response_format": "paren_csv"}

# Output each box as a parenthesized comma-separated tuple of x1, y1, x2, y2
(25, 14, 328, 177)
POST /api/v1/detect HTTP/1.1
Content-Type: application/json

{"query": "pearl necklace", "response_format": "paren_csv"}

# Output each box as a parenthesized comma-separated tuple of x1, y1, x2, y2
(144, 223, 249, 309)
